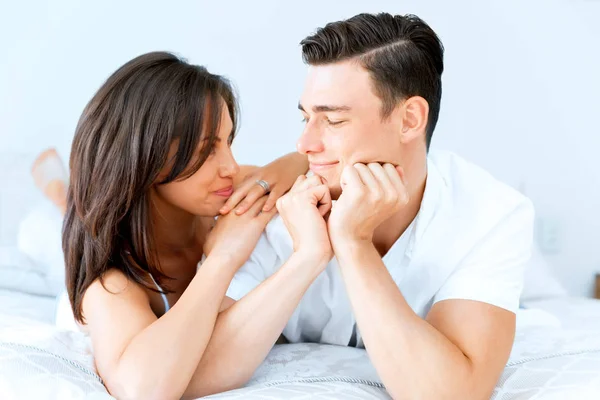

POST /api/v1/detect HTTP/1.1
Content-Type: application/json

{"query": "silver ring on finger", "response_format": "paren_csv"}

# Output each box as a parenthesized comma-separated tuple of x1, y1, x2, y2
(255, 179, 270, 194)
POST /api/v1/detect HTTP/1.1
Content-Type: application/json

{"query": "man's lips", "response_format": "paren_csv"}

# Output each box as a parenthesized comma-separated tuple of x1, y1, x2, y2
(309, 161, 339, 172)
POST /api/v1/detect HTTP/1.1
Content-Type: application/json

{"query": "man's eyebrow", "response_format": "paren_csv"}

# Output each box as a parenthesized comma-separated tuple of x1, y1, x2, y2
(298, 102, 351, 113)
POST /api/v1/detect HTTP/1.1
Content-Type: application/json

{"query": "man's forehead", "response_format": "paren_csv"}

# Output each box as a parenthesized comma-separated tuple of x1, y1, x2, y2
(300, 61, 375, 108)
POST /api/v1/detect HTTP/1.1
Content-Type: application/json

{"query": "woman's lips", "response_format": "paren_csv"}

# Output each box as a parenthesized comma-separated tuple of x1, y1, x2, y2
(214, 186, 234, 197)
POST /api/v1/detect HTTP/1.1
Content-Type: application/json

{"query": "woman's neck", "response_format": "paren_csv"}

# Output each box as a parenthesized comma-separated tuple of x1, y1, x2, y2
(149, 191, 210, 255)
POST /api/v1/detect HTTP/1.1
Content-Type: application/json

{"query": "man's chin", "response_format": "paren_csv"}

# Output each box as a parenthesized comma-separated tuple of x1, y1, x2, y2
(328, 184, 342, 200)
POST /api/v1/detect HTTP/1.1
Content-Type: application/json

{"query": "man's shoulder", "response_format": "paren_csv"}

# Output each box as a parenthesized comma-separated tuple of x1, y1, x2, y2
(426, 150, 534, 246)
(430, 149, 533, 218)
(417, 151, 535, 295)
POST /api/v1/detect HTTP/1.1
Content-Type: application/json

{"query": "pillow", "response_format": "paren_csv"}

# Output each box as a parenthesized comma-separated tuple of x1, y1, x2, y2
(16, 202, 65, 294)
(0, 152, 39, 248)
(0, 202, 65, 297)
(0, 151, 65, 297)
(520, 243, 567, 302)
(0, 261, 60, 297)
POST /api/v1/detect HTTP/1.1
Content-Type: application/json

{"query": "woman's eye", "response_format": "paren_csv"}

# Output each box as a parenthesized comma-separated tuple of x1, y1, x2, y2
(209, 143, 219, 156)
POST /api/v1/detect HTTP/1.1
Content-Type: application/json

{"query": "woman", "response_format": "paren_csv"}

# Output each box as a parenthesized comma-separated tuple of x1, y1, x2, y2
(61, 51, 307, 399)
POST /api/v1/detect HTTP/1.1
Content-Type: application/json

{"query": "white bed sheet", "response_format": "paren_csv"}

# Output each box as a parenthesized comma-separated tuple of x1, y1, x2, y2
(0, 290, 598, 399)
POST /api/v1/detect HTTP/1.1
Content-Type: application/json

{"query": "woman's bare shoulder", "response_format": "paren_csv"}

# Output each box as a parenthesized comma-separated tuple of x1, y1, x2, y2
(84, 268, 150, 305)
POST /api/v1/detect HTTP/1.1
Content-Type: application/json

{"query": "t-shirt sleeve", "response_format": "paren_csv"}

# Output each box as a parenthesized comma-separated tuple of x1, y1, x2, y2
(225, 231, 280, 301)
(433, 199, 535, 313)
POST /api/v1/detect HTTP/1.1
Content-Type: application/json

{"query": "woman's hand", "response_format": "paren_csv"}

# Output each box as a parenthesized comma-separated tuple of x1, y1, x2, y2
(204, 197, 278, 268)
(219, 153, 308, 216)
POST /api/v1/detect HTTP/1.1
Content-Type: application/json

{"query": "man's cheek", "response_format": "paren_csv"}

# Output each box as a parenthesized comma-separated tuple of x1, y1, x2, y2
(344, 151, 379, 166)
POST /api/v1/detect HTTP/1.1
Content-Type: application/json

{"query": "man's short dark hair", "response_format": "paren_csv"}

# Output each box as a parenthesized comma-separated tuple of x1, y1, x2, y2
(301, 13, 444, 149)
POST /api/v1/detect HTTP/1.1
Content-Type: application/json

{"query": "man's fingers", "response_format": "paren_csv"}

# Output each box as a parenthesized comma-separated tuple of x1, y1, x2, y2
(383, 163, 405, 195)
(280, 181, 331, 217)
(316, 186, 332, 216)
(294, 175, 323, 192)
(354, 163, 379, 190)
(396, 166, 408, 186)
(340, 164, 364, 191)
(304, 184, 332, 215)
(290, 175, 307, 193)
(367, 163, 394, 194)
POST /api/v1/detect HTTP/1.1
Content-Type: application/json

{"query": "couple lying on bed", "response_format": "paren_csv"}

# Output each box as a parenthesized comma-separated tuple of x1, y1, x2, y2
(39, 12, 534, 400)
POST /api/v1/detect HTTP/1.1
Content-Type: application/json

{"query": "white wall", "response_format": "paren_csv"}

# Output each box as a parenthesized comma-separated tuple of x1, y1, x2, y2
(1, 0, 599, 295)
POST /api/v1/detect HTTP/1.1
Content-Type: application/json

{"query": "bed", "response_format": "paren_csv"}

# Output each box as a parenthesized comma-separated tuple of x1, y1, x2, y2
(0, 288, 599, 399)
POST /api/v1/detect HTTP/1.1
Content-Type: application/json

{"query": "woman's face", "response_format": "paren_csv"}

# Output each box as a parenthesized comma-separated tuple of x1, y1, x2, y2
(153, 102, 239, 217)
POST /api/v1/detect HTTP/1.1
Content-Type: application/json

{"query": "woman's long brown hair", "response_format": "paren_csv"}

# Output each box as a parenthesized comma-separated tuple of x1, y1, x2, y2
(63, 52, 238, 323)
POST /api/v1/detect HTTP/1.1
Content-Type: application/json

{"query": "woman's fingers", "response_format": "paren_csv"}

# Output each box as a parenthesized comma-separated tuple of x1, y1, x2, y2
(234, 184, 269, 215)
(220, 180, 253, 214)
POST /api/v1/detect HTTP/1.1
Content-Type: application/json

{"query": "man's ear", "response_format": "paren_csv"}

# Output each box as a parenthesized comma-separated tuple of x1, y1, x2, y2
(399, 96, 429, 144)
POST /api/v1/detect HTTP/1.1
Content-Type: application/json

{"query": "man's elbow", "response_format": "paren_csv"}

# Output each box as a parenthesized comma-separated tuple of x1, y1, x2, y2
(384, 366, 496, 400)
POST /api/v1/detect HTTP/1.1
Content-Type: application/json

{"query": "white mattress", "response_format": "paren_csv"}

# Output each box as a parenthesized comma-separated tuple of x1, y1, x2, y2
(0, 290, 598, 399)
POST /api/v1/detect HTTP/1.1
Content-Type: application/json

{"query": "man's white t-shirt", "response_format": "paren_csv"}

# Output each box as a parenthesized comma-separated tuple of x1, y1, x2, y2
(226, 150, 535, 347)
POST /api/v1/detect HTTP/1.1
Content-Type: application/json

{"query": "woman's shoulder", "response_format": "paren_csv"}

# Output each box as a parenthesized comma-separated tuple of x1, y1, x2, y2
(81, 268, 154, 327)
(85, 268, 150, 302)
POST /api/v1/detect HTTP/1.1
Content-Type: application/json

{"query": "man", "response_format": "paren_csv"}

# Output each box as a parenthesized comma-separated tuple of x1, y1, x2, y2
(192, 13, 534, 399)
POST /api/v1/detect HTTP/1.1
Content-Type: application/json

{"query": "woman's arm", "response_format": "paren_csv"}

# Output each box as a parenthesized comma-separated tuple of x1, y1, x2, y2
(82, 258, 235, 400)
(82, 198, 277, 400)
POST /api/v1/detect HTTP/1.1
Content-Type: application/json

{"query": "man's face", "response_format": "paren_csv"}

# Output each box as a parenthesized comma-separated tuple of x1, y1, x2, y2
(298, 60, 404, 199)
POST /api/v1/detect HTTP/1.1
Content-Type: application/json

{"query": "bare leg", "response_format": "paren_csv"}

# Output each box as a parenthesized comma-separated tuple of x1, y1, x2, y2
(31, 148, 68, 215)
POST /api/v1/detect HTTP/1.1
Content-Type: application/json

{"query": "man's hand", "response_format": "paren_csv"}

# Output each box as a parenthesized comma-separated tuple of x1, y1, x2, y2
(276, 175, 333, 269)
(328, 163, 409, 244)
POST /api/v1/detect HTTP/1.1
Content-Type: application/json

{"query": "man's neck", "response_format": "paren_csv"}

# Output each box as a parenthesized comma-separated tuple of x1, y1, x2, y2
(372, 156, 428, 257)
